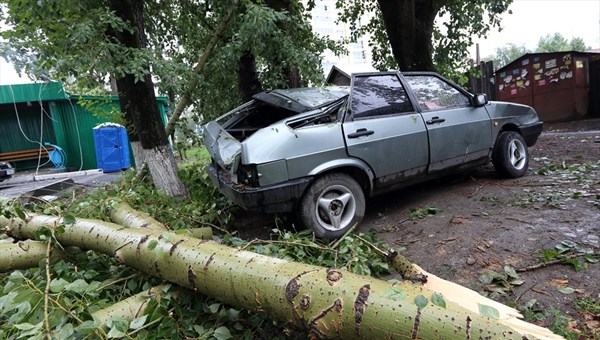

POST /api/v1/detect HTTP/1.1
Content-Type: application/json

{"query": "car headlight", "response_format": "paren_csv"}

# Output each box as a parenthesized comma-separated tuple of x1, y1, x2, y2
(237, 164, 259, 187)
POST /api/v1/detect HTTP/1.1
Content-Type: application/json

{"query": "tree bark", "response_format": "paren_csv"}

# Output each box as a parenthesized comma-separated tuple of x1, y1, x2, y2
(107, 0, 187, 197)
(1, 214, 561, 339)
(237, 50, 263, 102)
(0, 240, 47, 272)
(377, 0, 442, 71)
(91, 284, 172, 329)
(129, 141, 144, 170)
(109, 202, 170, 232)
(109, 202, 212, 239)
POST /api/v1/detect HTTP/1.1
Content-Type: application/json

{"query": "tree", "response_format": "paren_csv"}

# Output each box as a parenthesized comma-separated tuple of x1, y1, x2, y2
(487, 43, 530, 69)
(0, 211, 561, 339)
(536, 33, 591, 53)
(336, 0, 513, 76)
(1, 0, 187, 196)
(106, 0, 188, 197)
(568, 36, 590, 52)
(0, 1, 332, 194)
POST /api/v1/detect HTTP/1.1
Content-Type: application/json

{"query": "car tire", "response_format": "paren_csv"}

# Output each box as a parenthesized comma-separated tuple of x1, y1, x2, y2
(298, 173, 365, 240)
(492, 131, 529, 178)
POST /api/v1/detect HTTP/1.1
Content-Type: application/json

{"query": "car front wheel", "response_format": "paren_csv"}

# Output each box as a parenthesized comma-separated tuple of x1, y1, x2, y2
(298, 173, 365, 240)
(492, 131, 529, 178)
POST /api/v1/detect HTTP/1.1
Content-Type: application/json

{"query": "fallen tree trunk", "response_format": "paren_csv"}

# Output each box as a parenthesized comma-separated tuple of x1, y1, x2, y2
(0, 214, 561, 339)
(108, 202, 170, 232)
(109, 202, 213, 239)
(91, 284, 172, 329)
(0, 240, 47, 272)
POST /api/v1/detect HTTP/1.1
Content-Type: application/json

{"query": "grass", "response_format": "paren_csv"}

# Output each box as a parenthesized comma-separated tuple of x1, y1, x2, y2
(177, 145, 211, 166)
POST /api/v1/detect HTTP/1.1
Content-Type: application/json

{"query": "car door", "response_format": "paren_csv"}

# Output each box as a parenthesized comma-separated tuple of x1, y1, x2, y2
(343, 73, 429, 190)
(404, 74, 492, 172)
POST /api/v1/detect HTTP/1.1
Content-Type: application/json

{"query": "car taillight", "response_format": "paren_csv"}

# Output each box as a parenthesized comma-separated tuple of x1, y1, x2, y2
(237, 164, 259, 187)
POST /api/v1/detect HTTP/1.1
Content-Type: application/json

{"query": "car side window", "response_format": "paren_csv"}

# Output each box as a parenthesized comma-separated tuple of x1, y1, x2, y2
(405, 75, 470, 111)
(351, 74, 413, 119)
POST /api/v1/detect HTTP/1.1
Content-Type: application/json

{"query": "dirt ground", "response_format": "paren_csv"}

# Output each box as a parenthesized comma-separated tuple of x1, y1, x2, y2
(362, 120, 600, 328)
(234, 119, 600, 333)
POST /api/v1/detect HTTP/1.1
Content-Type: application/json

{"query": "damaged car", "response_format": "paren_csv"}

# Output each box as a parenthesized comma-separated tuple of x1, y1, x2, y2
(203, 71, 543, 239)
(0, 161, 15, 182)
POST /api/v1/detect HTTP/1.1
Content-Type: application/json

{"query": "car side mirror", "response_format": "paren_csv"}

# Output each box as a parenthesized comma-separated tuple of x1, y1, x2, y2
(473, 93, 488, 107)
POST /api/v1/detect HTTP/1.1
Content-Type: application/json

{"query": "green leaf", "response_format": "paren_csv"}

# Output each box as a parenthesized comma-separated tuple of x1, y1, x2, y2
(56, 225, 65, 235)
(504, 265, 518, 279)
(431, 293, 446, 309)
(147, 240, 158, 251)
(478, 271, 496, 284)
(414, 295, 428, 309)
(213, 326, 233, 340)
(14, 323, 36, 331)
(208, 303, 221, 313)
(49, 278, 69, 293)
(129, 315, 148, 330)
(542, 249, 560, 261)
(558, 287, 575, 294)
(34, 227, 52, 241)
(62, 215, 76, 225)
(226, 308, 240, 321)
(14, 321, 42, 338)
(107, 327, 126, 339)
(585, 256, 599, 263)
(562, 258, 586, 272)
(478, 304, 500, 319)
(107, 319, 128, 338)
(561, 240, 577, 248)
(65, 279, 89, 293)
(383, 287, 407, 301)
(75, 320, 100, 335)
(59, 323, 75, 339)
(15, 208, 26, 220)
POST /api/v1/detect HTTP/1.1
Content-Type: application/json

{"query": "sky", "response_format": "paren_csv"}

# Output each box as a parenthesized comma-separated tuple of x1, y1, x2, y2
(1, 0, 599, 85)
(470, 0, 600, 58)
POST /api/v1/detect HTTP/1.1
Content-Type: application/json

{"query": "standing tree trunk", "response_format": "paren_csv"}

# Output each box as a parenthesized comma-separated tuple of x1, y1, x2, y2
(377, 0, 442, 71)
(1, 213, 562, 339)
(107, 0, 187, 197)
(237, 50, 263, 102)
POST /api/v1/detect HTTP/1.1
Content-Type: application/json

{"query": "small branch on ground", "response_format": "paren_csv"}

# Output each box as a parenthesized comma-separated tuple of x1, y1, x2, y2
(330, 223, 358, 249)
(468, 184, 484, 198)
(515, 281, 538, 303)
(516, 253, 596, 272)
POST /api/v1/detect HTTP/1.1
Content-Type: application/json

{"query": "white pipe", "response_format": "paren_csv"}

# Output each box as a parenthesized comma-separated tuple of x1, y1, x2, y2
(33, 169, 104, 181)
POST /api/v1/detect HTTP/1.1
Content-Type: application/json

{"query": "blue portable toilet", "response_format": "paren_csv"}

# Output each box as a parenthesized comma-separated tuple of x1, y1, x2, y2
(93, 123, 131, 172)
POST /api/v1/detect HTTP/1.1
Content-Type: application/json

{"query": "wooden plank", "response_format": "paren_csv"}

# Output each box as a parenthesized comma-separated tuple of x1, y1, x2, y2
(0, 147, 55, 162)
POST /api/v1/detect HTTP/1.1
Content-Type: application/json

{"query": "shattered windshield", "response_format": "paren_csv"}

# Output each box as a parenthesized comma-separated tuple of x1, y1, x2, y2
(272, 87, 349, 108)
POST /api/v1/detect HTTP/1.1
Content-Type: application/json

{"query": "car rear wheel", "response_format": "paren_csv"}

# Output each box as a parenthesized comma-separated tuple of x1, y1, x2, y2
(298, 173, 365, 240)
(492, 131, 529, 178)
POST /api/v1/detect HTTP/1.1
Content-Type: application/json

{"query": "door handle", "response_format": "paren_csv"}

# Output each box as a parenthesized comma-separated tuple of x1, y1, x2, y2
(347, 128, 374, 138)
(426, 117, 445, 124)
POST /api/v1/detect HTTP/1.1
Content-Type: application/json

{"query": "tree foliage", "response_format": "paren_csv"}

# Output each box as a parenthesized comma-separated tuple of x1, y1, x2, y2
(487, 43, 530, 69)
(336, 0, 513, 77)
(485, 33, 591, 69)
(0, 1, 335, 125)
(536, 32, 591, 53)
